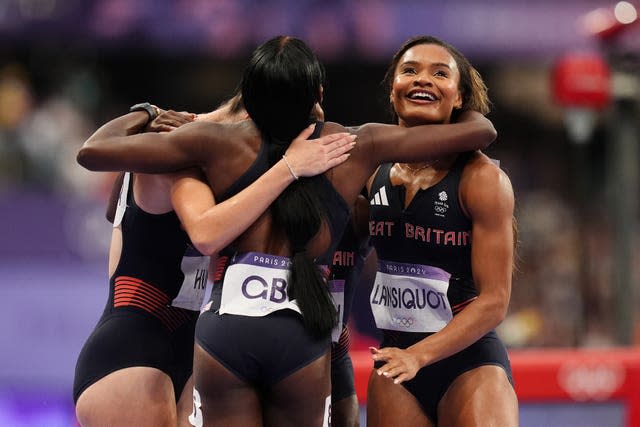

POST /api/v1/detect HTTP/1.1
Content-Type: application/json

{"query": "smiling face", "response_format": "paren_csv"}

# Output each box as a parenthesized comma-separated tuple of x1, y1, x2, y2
(390, 43, 462, 127)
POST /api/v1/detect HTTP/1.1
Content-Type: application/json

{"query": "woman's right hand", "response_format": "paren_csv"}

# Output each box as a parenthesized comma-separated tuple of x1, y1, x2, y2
(284, 124, 356, 178)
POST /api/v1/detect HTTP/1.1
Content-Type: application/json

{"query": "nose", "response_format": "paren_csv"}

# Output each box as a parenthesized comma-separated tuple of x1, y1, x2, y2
(413, 72, 433, 86)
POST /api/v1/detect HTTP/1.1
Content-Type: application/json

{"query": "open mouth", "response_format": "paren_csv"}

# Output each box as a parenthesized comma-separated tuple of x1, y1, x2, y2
(407, 90, 438, 102)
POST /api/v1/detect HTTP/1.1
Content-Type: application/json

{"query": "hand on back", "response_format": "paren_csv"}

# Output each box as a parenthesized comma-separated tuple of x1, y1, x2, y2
(283, 124, 356, 178)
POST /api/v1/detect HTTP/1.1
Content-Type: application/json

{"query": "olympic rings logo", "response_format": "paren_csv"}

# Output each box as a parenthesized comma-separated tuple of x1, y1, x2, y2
(391, 316, 415, 327)
(434, 206, 447, 213)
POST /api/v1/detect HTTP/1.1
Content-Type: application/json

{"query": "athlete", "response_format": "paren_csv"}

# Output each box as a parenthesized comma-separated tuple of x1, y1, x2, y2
(365, 36, 518, 426)
(73, 103, 354, 427)
(76, 35, 497, 426)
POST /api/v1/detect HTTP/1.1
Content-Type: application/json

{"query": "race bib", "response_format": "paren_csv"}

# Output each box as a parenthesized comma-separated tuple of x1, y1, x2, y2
(172, 245, 210, 311)
(328, 279, 345, 343)
(219, 252, 301, 317)
(113, 172, 130, 228)
(370, 260, 452, 333)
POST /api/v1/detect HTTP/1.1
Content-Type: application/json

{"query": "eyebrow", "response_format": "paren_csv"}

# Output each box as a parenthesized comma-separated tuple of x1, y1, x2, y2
(431, 62, 452, 70)
(400, 60, 452, 70)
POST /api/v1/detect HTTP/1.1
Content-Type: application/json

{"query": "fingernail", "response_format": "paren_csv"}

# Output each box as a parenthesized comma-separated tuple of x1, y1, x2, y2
(394, 379, 399, 384)
(377, 370, 382, 376)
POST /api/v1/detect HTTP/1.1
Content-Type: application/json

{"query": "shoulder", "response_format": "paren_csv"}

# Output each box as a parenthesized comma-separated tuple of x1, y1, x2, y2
(327, 121, 396, 138)
(172, 119, 257, 149)
(460, 151, 514, 217)
(322, 121, 348, 135)
(330, 122, 401, 159)
(174, 120, 227, 139)
(461, 152, 511, 188)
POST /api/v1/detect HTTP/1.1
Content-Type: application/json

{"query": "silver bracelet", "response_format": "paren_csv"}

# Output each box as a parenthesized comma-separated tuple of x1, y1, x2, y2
(282, 155, 299, 180)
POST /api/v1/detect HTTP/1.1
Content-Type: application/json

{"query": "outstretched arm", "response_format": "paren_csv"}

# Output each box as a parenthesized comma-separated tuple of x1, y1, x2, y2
(77, 109, 215, 173)
(103, 111, 194, 223)
(171, 125, 356, 255)
(359, 110, 496, 169)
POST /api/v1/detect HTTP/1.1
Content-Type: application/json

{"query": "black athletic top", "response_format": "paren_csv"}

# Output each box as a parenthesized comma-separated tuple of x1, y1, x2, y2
(107, 174, 204, 330)
(217, 121, 351, 263)
(328, 219, 371, 326)
(368, 153, 477, 313)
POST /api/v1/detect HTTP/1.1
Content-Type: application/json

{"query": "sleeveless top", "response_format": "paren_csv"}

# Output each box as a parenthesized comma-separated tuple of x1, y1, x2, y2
(210, 122, 351, 309)
(108, 173, 209, 330)
(217, 121, 350, 261)
(368, 153, 477, 316)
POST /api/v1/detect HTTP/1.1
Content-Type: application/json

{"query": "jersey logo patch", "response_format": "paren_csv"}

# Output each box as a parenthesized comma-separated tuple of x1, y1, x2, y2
(370, 186, 389, 206)
(434, 191, 449, 217)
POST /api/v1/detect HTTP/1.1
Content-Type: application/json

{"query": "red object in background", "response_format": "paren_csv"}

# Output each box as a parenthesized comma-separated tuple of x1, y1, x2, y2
(552, 53, 611, 109)
(579, 4, 640, 42)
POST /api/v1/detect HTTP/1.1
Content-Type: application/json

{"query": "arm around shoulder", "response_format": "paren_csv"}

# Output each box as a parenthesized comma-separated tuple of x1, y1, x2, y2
(355, 111, 496, 167)
(78, 117, 212, 173)
(457, 110, 497, 149)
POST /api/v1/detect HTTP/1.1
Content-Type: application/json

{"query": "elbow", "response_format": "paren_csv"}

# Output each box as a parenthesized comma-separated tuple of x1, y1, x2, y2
(191, 238, 217, 257)
(494, 303, 509, 326)
(488, 298, 509, 327)
(189, 230, 221, 257)
(482, 120, 498, 148)
(77, 144, 99, 170)
(477, 295, 509, 329)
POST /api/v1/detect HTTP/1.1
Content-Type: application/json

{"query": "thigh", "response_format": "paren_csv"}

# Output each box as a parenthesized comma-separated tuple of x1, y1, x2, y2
(191, 344, 262, 427)
(76, 367, 176, 427)
(264, 351, 332, 427)
(366, 370, 434, 427)
(73, 312, 172, 403)
(438, 365, 519, 427)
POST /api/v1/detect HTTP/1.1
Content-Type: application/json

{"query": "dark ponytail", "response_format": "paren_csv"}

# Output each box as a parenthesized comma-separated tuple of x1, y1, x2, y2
(269, 142, 337, 337)
(242, 36, 337, 337)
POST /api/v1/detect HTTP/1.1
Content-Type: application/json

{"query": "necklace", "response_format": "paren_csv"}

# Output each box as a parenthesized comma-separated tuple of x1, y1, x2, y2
(401, 160, 437, 174)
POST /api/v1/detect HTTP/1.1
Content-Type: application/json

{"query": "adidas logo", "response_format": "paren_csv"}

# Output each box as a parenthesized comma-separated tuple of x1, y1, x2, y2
(370, 186, 389, 206)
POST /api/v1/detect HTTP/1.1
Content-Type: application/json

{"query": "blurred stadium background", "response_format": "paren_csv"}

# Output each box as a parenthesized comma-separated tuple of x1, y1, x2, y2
(0, 0, 638, 426)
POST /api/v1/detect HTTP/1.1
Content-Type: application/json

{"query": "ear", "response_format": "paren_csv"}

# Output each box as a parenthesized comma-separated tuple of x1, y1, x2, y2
(453, 90, 463, 109)
(318, 85, 324, 103)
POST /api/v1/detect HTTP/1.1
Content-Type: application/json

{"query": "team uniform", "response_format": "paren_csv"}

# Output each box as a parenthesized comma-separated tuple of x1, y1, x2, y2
(368, 154, 513, 423)
(195, 121, 351, 388)
(73, 173, 210, 403)
(326, 217, 371, 401)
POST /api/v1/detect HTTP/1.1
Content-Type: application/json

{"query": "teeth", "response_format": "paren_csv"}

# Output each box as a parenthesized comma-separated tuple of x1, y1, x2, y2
(409, 92, 436, 101)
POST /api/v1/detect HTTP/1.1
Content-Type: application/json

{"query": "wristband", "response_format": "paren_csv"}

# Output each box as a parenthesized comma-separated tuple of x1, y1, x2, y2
(129, 102, 158, 124)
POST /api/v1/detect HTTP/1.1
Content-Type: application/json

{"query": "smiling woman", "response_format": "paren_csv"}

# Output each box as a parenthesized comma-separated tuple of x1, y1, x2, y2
(364, 35, 518, 427)
(75, 35, 497, 427)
